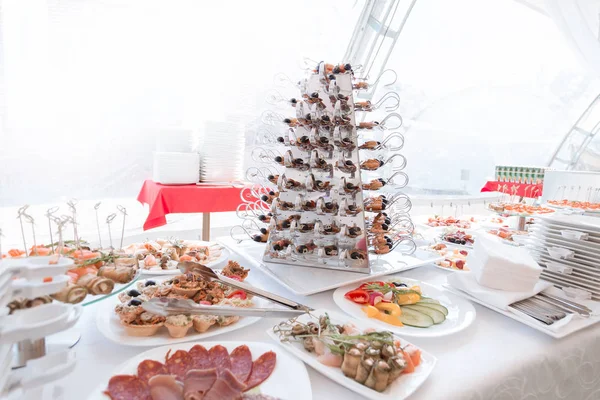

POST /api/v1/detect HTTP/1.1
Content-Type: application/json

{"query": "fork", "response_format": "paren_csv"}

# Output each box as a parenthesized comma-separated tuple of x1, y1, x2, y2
(510, 297, 568, 325)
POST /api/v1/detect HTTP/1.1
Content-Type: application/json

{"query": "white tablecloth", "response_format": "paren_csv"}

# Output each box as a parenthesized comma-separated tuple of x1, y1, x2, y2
(56, 254, 600, 400)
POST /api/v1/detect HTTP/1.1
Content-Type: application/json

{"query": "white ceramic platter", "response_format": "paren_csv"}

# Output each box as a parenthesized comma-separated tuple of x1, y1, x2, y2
(266, 308, 437, 400)
(96, 277, 264, 347)
(333, 278, 476, 337)
(89, 341, 312, 400)
(140, 243, 230, 276)
(218, 237, 443, 296)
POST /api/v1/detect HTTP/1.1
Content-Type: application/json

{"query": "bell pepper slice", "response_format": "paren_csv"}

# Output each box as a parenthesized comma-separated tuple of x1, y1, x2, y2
(345, 289, 369, 304)
(375, 301, 402, 316)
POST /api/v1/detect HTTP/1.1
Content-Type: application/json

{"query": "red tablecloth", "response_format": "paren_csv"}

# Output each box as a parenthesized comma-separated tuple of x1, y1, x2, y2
(480, 181, 543, 198)
(137, 180, 247, 230)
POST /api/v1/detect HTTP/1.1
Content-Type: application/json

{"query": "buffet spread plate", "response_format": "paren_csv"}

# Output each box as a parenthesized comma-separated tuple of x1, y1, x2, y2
(267, 308, 436, 400)
(333, 278, 476, 338)
(96, 277, 265, 347)
(89, 341, 312, 400)
(218, 236, 442, 296)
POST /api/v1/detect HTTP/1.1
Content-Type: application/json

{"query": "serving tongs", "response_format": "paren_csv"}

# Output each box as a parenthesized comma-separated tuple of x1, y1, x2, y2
(176, 261, 313, 312)
(142, 298, 307, 319)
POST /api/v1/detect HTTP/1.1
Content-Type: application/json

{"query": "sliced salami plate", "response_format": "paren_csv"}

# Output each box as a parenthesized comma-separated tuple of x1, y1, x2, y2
(89, 341, 312, 400)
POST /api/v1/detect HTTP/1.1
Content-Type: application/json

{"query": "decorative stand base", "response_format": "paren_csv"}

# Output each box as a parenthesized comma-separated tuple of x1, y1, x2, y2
(12, 331, 81, 369)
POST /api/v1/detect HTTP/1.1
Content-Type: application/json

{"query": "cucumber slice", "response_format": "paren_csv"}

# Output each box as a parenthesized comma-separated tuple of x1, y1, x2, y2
(398, 307, 434, 328)
(417, 298, 440, 305)
(416, 302, 449, 316)
(403, 305, 446, 324)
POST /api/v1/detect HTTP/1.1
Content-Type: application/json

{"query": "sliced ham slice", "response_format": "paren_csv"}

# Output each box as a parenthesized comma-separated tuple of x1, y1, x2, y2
(148, 375, 184, 400)
(202, 369, 247, 400)
(245, 352, 276, 391)
(230, 345, 253, 383)
(208, 345, 232, 376)
(183, 368, 217, 399)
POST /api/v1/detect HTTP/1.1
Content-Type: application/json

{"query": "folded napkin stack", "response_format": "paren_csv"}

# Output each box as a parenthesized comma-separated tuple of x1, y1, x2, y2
(468, 235, 542, 292)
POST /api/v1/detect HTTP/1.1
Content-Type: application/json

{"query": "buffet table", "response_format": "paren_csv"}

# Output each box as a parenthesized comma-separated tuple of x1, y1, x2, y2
(137, 180, 251, 240)
(58, 253, 600, 400)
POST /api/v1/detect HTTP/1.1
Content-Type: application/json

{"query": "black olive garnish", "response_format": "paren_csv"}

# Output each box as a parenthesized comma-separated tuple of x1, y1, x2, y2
(284, 118, 292, 123)
(260, 228, 268, 234)
(145, 280, 156, 287)
(127, 289, 141, 297)
(128, 299, 142, 306)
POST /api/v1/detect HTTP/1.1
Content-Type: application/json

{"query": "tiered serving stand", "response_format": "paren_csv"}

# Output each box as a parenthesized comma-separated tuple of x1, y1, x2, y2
(0, 256, 82, 400)
(225, 61, 441, 295)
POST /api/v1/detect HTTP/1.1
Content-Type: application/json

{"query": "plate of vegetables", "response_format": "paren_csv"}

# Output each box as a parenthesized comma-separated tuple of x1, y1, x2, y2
(333, 278, 476, 337)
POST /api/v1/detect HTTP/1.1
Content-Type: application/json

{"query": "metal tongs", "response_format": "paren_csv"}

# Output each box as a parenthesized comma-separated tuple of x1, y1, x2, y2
(142, 298, 307, 319)
(141, 261, 313, 318)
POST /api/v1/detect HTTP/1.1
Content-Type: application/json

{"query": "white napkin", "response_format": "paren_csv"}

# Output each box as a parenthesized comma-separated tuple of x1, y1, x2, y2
(447, 272, 553, 310)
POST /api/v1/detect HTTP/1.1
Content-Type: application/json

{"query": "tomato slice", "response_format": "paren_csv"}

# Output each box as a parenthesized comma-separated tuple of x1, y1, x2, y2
(227, 290, 247, 300)
(344, 289, 369, 304)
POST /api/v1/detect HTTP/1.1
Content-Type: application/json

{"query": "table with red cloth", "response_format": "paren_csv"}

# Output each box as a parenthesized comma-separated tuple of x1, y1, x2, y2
(137, 180, 250, 240)
(480, 180, 543, 198)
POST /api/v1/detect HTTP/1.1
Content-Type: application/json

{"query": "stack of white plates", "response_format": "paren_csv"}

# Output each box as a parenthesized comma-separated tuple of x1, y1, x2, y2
(155, 129, 194, 153)
(528, 214, 600, 300)
(153, 152, 200, 184)
(199, 121, 244, 182)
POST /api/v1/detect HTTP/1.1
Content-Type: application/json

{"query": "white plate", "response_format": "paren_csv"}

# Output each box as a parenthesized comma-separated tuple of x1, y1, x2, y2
(266, 308, 436, 400)
(433, 263, 470, 273)
(88, 341, 312, 400)
(219, 237, 443, 296)
(333, 279, 476, 337)
(140, 245, 231, 276)
(96, 278, 264, 347)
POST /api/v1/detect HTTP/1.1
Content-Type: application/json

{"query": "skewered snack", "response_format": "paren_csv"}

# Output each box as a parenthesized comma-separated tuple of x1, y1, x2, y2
(358, 140, 381, 150)
(358, 121, 379, 129)
(348, 249, 368, 260)
(272, 239, 292, 251)
(362, 178, 386, 191)
(343, 180, 361, 195)
(77, 273, 115, 295)
(370, 213, 391, 226)
(260, 191, 278, 204)
(314, 179, 332, 192)
(353, 80, 369, 90)
(323, 245, 339, 256)
(360, 159, 384, 171)
(301, 199, 317, 211)
(267, 175, 279, 185)
(257, 213, 273, 223)
(98, 265, 136, 284)
(346, 225, 362, 238)
(365, 196, 388, 212)
(336, 159, 357, 174)
(321, 223, 341, 235)
(277, 200, 295, 211)
(320, 199, 339, 214)
(51, 282, 88, 304)
(283, 118, 299, 127)
(283, 178, 303, 190)
(354, 100, 373, 112)
(296, 242, 317, 254)
(343, 203, 362, 216)
(253, 228, 270, 243)
(7, 296, 53, 314)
